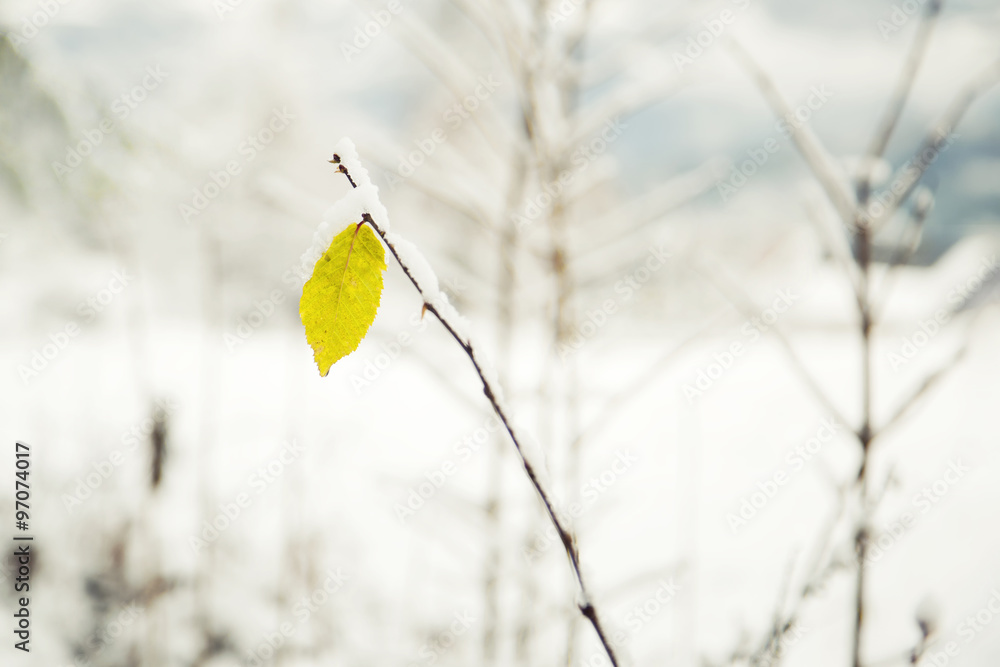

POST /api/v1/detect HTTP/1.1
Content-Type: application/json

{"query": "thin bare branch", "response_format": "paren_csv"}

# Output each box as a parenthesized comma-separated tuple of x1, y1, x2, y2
(867, 59, 1000, 229)
(860, 0, 943, 193)
(390, 11, 518, 157)
(375, 157, 497, 233)
(870, 201, 930, 319)
(801, 190, 865, 303)
(570, 307, 732, 452)
(443, 0, 506, 57)
(334, 158, 623, 667)
(572, 158, 724, 265)
(728, 39, 858, 228)
(690, 258, 855, 434)
(725, 487, 848, 667)
(876, 324, 974, 440)
(569, 77, 682, 147)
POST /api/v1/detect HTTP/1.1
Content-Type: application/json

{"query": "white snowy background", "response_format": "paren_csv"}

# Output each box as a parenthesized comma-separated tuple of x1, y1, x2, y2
(1, 0, 999, 666)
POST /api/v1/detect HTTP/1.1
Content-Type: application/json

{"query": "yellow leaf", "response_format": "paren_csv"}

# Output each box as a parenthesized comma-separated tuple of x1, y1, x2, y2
(300, 222, 387, 375)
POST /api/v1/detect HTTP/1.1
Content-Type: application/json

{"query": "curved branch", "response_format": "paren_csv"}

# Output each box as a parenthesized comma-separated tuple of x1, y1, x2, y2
(331, 153, 623, 667)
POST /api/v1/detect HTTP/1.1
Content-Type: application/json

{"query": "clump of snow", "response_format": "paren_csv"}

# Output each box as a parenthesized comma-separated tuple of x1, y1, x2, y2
(299, 182, 384, 275)
(384, 231, 441, 304)
(333, 137, 389, 232)
(333, 138, 391, 230)
(299, 138, 396, 280)
(357, 183, 391, 232)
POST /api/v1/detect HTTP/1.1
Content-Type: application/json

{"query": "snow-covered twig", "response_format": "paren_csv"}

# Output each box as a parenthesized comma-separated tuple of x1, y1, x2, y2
(868, 58, 1000, 229)
(325, 138, 622, 667)
(860, 0, 942, 188)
